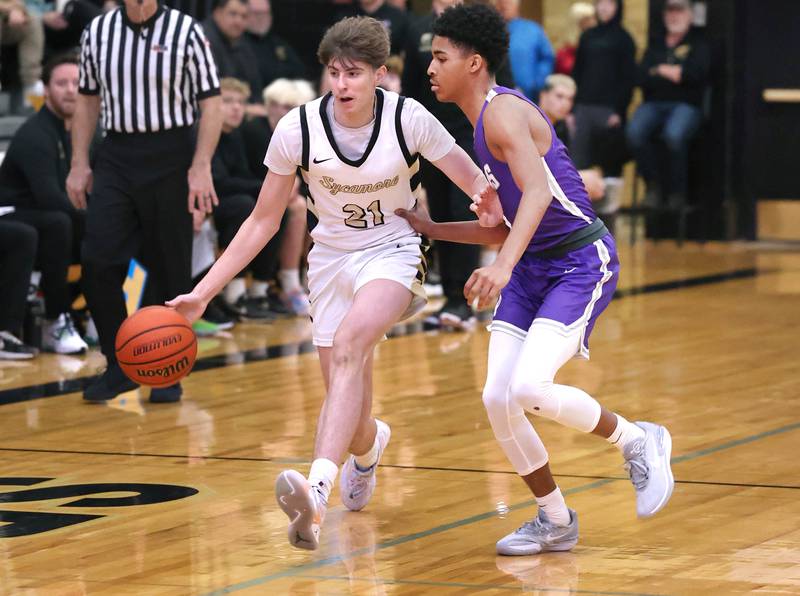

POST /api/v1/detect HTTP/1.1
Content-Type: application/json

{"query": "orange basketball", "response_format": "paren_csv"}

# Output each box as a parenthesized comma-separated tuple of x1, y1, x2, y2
(115, 306, 197, 387)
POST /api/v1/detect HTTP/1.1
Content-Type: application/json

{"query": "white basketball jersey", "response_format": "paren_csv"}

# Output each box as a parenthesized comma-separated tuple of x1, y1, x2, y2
(298, 89, 423, 251)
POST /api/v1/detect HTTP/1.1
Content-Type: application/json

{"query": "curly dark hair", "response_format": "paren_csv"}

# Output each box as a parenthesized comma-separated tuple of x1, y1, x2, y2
(432, 3, 509, 75)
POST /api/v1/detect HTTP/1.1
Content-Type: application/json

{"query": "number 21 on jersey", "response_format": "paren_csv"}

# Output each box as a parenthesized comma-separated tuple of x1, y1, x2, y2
(343, 200, 385, 229)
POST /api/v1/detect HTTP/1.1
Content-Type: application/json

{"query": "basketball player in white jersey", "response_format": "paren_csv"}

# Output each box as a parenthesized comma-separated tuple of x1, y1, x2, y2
(167, 16, 495, 550)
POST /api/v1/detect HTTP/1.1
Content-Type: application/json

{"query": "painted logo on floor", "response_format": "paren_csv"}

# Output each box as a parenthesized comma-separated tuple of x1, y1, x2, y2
(0, 477, 198, 537)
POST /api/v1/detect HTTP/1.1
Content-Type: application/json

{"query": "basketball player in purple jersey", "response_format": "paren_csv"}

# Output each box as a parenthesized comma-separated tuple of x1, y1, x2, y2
(397, 3, 675, 556)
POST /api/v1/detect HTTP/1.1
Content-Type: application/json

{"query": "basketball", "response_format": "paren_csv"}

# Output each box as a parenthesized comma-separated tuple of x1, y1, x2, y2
(115, 306, 197, 387)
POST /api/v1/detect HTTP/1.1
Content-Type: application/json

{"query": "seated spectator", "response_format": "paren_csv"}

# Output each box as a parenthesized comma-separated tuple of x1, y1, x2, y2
(1, 0, 45, 109)
(209, 77, 276, 319)
(335, 0, 409, 57)
(626, 0, 710, 209)
(245, 0, 305, 90)
(203, 0, 263, 105)
(495, 0, 554, 100)
(571, 0, 635, 178)
(241, 77, 315, 316)
(0, 53, 88, 354)
(40, 0, 103, 59)
(379, 54, 402, 93)
(0, 218, 39, 359)
(554, 2, 595, 76)
(539, 74, 605, 202)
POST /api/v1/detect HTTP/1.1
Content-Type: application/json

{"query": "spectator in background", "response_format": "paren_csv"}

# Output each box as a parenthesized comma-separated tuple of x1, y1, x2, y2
(494, 0, 554, 100)
(210, 78, 279, 319)
(626, 0, 710, 209)
(0, 53, 88, 354)
(571, 0, 635, 179)
(245, 0, 305, 90)
(0, 219, 39, 359)
(0, 0, 45, 107)
(402, 0, 480, 331)
(203, 0, 262, 104)
(538, 74, 605, 202)
(240, 77, 315, 316)
(379, 54, 402, 93)
(336, 0, 409, 57)
(554, 2, 595, 76)
(36, 0, 102, 58)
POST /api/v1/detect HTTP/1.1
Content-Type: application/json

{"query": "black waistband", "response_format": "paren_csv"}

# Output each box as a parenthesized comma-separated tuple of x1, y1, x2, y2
(532, 218, 610, 260)
(105, 126, 194, 143)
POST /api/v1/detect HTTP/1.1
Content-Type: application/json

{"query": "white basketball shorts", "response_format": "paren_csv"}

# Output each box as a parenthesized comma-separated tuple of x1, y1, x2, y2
(306, 237, 427, 347)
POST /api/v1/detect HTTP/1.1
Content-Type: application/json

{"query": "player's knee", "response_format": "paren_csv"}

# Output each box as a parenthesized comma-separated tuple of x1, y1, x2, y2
(330, 337, 369, 370)
(509, 376, 557, 418)
(663, 131, 689, 154)
(481, 386, 509, 424)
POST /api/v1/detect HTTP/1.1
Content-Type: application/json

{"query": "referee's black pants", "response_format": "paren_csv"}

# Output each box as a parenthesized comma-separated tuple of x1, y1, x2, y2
(420, 134, 480, 306)
(82, 127, 193, 363)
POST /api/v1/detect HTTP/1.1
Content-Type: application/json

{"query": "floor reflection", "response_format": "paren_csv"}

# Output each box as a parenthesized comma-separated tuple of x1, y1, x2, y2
(496, 552, 580, 594)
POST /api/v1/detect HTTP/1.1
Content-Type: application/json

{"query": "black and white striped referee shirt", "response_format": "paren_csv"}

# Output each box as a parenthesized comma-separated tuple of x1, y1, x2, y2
(78, 5, 220, 134)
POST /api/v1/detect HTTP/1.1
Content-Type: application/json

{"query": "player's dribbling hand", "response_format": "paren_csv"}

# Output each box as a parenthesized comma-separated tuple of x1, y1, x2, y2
(395, 203, 432, 236)
(165, 293, 207, 324)
(464, 263, 512, 310)
(470, 184, 504, 228)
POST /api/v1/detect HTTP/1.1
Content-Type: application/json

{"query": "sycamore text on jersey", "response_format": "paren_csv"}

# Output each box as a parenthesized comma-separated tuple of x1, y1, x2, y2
(319, 175, 400, 196)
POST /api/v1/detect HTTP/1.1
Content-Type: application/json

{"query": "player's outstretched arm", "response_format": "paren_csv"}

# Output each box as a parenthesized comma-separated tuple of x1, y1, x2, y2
(432, 144, 504, 227)
(395, 203, 508, 245)
(167, 170, 295, 322)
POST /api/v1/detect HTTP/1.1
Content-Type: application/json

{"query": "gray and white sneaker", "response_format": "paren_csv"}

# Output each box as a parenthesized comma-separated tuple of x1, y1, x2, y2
(496, 508, 579, 556)
(340, 419, 391, 511)
(0, 331, 38, 360)
(623, 421, 674, 518)
(275, 469, 327, 550)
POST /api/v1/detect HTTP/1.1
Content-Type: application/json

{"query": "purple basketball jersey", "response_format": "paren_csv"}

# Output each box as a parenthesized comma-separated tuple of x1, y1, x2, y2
(474, 86, 597, 252)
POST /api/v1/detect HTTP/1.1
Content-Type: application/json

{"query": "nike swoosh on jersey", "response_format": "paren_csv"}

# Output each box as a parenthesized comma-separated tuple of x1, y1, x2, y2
(313, 156, 333, 164)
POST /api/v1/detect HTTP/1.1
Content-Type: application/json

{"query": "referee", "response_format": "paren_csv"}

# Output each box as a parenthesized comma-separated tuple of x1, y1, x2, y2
(67, 0, 222, 403)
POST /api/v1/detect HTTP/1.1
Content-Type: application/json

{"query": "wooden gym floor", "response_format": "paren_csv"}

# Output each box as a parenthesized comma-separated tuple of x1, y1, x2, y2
(1, 239, 799, 595)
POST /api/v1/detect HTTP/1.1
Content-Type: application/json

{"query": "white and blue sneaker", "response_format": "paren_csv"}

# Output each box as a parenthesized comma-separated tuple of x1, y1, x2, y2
(623, 421, 674, 518)
(340, 419, 391, 511)
(496, 508, 579, 556)
(275, 469, 327, 550)
(42, 313, 87, 354)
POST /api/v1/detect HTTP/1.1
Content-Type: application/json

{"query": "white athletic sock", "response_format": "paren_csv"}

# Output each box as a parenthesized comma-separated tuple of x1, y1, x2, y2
(279, 269, 302, 294)
(606, 414, 646, 454)
(308, 458, 338, 503)
(249, 280, 269, 298)
(536, 487, 571, 527)
(354, 429, 381, 471)
(224, 278, 246, 305)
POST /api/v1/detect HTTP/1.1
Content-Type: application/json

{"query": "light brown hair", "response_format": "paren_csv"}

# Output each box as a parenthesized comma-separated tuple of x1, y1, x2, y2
(220, 77, 251, 98)
(317, 16, 390, 70)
